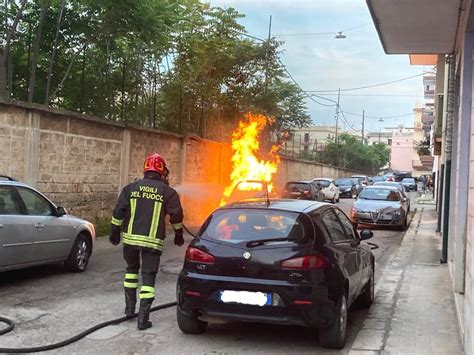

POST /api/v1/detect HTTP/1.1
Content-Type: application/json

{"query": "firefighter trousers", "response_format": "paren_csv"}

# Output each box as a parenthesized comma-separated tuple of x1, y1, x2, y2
(123, 245, 161, 300)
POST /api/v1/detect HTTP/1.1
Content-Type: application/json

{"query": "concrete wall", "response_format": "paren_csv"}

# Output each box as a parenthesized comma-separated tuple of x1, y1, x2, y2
(0, 100, 359, 225)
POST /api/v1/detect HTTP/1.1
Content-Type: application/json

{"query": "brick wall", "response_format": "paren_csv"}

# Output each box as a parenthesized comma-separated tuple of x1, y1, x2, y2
(0, 100, 359, 226)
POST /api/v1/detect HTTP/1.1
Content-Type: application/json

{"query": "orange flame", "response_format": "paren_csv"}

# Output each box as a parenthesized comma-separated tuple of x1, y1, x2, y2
(221, 113, 280, 205)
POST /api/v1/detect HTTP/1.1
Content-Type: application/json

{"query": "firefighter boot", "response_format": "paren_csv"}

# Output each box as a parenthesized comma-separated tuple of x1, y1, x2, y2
(137, 298, 153, 330)
(124, 288, 137, 318)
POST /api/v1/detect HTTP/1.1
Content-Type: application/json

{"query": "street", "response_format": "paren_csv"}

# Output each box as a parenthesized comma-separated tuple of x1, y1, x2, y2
(0, 195, 415, 354)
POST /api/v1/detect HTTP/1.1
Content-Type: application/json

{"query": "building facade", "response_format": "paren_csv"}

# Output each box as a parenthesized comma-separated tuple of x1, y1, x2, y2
(367, 1, 474, 352)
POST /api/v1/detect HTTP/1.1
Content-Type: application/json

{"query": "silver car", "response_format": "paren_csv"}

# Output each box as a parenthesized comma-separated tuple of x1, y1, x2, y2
(350, 186, 409, 231)
(372, 181, 411, 212)
(0, 176, 95, 272)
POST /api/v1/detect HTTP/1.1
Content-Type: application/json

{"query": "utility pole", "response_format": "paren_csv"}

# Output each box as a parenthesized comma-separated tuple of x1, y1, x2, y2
(335, 88, 340, 142)
(264, 15, 272, 95)
(361, 109, 365, 144)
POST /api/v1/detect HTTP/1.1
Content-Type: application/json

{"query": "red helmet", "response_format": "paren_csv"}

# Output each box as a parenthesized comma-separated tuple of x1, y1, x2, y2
(144, 153, 166, 175)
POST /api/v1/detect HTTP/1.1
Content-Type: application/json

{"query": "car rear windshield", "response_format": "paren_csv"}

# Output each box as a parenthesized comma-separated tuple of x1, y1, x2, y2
(402, 178, 415, 183)
(335, 178, 351, 186)
(359, 188, 400, 201)
(284, 182, 310, 190)
(200, 209, 311, 245)
(314, 180, 330, 187)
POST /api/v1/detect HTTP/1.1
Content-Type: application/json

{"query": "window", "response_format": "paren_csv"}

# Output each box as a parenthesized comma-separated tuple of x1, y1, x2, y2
(17, 188, 54, 216)
(320, 210, 346, 242)
(201, 209, 311, 245)
(0, 186, 21, 215)
(334, 209, 356, 240)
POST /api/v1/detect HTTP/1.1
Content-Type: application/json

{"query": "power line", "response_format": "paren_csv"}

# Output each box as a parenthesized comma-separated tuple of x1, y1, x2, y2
(342, 110, 414, 120)
(274, 22, 371, 37)
(306, 72, 433, 92)
(315, 93, 422, 98)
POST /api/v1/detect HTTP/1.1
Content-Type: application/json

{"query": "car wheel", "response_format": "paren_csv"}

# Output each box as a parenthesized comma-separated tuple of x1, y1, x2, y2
(65, 233, 91, 272)
(177, 306, 207, 334)
(397, 217, 408, 231)
(357, 266, 374, 308)
(318, 293, 347, 349)
(331, 195, 336, 204)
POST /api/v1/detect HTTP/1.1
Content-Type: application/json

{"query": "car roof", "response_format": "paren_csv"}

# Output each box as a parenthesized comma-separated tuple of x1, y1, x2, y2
(351, 175, 367, 178)
(222, 198, 330, 213)
(0, 179, 31, 188)
(313, 178, 332, 181)
(285, 180, 313, 184)
(363, 185, 399, 191)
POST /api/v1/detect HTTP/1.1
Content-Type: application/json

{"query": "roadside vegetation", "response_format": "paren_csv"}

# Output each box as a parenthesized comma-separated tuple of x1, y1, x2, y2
(303, 133, 389, 174)
(0, 0, 311, 140)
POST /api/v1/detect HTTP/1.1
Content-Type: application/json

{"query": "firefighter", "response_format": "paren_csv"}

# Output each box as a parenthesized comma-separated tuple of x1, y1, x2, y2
(109, 153, 184, 330)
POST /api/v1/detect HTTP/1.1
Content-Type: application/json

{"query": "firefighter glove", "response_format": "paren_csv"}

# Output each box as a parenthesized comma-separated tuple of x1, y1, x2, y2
(174, 230, 184, 247)
(109, 233, 120, 246)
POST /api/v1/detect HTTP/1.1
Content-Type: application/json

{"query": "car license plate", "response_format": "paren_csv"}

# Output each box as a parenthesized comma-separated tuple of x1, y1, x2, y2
(218, 290, 272, 306)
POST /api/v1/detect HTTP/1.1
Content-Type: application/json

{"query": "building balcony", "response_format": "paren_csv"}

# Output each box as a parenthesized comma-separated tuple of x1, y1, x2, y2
(422, 115, 435, 125)
(420, 155, 434, 168)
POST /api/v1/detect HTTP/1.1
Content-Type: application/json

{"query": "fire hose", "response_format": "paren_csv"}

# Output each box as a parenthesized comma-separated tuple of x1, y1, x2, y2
(0, 224, 198, 353)
(0, 302, 177, 353)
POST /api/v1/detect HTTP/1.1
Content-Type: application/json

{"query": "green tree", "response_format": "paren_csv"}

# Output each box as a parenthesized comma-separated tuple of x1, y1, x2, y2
(320, 133, 390, 174)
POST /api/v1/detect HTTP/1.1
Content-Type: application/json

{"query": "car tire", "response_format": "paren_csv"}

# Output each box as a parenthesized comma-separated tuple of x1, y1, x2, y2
(65, 233, 91, 272)
(318, 293, 348, 349)
(177, 306, 207, 334)
(331, 196, 336, 204)
(397, 217, 408, 231)
(357, 266, 374, 308)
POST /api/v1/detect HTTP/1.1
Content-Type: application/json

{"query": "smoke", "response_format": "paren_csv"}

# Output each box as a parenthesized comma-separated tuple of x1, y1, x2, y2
(174, 183, 225, 228)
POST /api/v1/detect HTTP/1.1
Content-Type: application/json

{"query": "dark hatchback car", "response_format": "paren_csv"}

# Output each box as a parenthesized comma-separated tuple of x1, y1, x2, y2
(401, 178, 417, 191)
(334, 178, 357, 198)
(177, 199, 375, 349)
(281, 180, 324, 201)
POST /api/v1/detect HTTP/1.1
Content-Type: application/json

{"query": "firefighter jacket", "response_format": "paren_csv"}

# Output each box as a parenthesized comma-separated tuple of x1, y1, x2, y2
(110, 177, 183, 251)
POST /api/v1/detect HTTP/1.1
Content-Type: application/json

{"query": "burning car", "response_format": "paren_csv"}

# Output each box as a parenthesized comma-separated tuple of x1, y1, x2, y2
(226, 180, 277, 204)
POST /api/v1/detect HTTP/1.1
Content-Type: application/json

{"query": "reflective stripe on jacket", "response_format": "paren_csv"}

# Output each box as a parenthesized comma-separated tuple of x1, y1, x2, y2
(111, 177, 183, 251)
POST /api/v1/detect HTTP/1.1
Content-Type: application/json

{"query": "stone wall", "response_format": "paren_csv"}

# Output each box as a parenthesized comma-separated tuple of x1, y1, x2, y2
(0, 100, 360, 225)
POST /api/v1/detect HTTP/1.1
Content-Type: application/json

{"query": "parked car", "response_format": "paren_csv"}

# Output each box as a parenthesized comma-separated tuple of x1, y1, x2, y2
(0, 176, 95, 272)
(351, 175, 370, 187)
(334, 178, 358, 198)
(401, 177, 417, 191)
(370, 176, 385, 184)
(281, 181, 324, 201)
(177, 199, 375, 349)
(373, 181, 411, 212)
(351, 178, 363, 195)
(350, 186, 409, 231)
(313, 178, 340, 203)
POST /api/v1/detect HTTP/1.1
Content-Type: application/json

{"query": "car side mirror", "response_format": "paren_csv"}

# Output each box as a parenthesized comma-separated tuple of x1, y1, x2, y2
(56, 206, 67, 216)
(360, 230, 373, 240)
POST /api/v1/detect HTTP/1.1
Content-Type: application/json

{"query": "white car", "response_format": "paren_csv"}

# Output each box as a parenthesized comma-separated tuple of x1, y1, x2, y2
(313, 178, 340, 203)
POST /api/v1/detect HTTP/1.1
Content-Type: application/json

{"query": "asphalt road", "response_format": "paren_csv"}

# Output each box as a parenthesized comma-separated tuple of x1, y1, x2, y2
(0, 195, 415, 354)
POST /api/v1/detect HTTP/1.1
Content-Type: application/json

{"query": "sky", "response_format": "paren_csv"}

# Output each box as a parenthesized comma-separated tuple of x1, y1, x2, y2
(208, 0, 428, 133)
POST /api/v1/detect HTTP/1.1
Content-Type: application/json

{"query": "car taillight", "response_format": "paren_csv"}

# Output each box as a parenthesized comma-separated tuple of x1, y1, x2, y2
(281, 255, 329, 270)
(304, 190, 311, 196)
(185, 247, 215, 264)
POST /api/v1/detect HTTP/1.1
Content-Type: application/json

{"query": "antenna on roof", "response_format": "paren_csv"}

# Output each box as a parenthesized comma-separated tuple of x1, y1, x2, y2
(265, 183, 271, 207)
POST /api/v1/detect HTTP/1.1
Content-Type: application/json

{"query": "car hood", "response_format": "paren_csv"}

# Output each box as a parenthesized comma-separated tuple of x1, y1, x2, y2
(353, 199, 401, 212)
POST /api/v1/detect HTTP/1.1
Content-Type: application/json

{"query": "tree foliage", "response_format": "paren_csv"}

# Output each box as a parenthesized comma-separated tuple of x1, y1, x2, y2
(320, 133, 390, 174)
(1, 0, 311, 140)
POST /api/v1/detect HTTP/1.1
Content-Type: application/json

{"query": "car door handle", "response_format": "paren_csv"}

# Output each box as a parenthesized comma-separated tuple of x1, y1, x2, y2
(34, 223, 45, 229)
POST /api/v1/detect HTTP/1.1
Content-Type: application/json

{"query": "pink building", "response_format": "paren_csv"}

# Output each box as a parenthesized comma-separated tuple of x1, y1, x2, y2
(390, 134, 413, 171)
